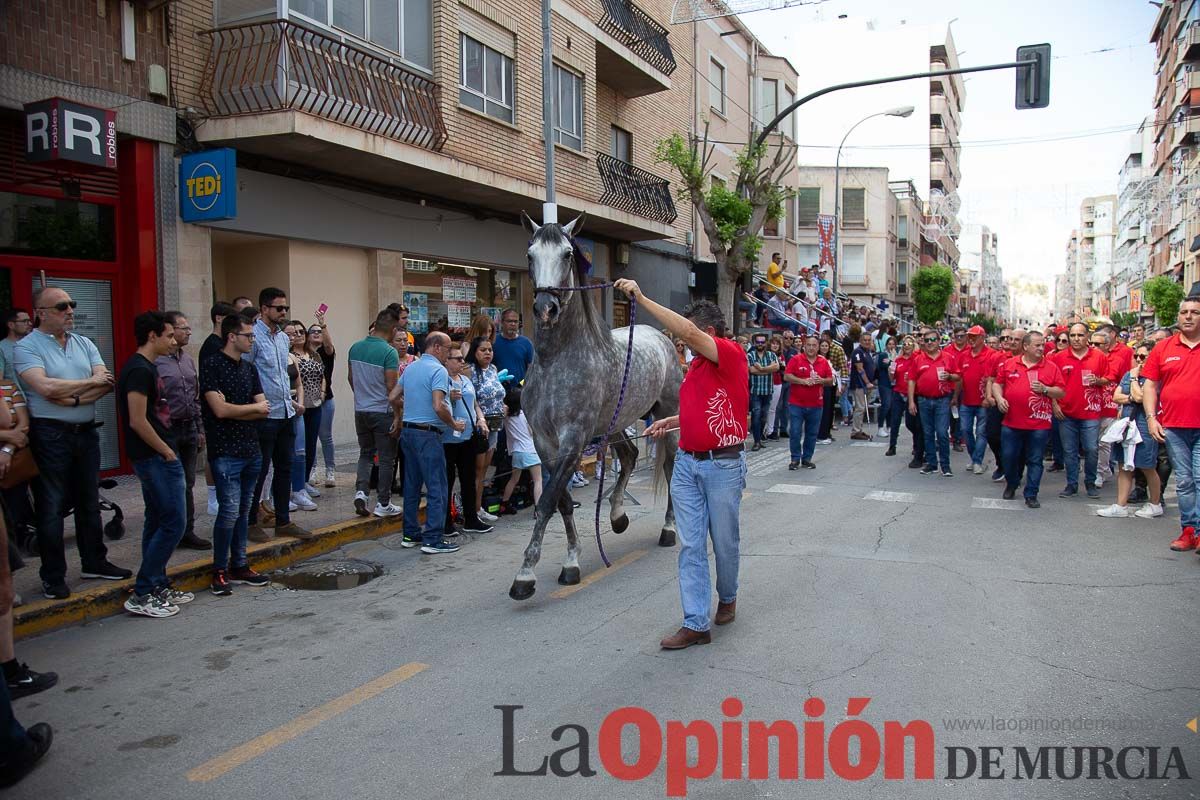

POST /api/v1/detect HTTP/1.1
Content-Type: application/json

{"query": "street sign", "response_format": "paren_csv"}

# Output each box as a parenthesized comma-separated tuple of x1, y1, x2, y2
(1015, 44, 1051, 109)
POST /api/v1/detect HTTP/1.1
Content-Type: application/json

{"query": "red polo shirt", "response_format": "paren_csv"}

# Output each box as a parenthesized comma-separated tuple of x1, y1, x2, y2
(892, 355, 913, 396)
(995, 356, 1064, 430)
(941, 343, 968, 374)
(910, 350, 957, 398)
(1050, 347, 1108, 420)
(679, 337, 749, 451)
(785, 353, 832, 407)
(1101, 344, 1133, 419)
(958, 346, 998, 406)
(1140, 332, 1200, 428)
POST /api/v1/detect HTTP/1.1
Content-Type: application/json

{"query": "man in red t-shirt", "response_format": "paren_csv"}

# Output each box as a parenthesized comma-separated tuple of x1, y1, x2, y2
(993, 331, 1066, 508)
(957, 325, 996, 473)
(1050, 322, 1108, 498)
(943, 327, 969, 451)
(887, 335, 925, 465)
(615, 279, 747, 651)
(784, 334, 834, 470)
(1142, 295, 1200, 551)
(908, 329, 961, 476)
(1094, 324, 1130, 486)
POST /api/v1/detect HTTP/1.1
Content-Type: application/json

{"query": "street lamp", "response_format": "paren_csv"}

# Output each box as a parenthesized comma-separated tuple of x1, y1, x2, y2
(832, 105, 915, 296)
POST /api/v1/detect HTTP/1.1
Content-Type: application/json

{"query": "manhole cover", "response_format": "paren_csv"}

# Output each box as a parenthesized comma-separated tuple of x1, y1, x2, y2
(270, 559, 384, 591)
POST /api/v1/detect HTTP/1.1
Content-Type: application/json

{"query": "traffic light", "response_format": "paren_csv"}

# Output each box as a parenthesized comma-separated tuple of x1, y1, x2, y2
(1015, 44, 1051, 109)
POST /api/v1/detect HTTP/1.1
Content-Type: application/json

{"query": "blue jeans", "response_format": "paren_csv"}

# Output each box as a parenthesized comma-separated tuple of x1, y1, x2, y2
(878, 385, 893, 430)
(1002, 426, 1050, 499)
(1059, 416, 1099, 490)
(749, 393, 773, 444)
(402, 427, 448, 545)
(291, 412, 307, 492)
(959, 404, 989, 466)
(211, 453, 262, 571)
(1163, 428, 1200, 529)
(1050, 417, 1065, 466)
(788, 405, 822, 463)
(250, 416, 296, 526)
(29, 421, 106, 586)
(918, 396, 952, 470)
(131, 455, 187, 597)
(839, 385, 853, 424)
(319, 396, 337, 469)
(672, 451, 746, 632)
(774, 386, 790, 435)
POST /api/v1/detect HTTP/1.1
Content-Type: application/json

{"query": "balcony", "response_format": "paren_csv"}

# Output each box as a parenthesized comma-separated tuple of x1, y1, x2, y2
(199, 21, 447, 151)
(1174, 115, 1200, 149)
(593, 0, 674, 97)
(595, 153, 677, 224)
(930, 158, 959, 191)
(930, 94, 959, 132)
(930, 126, 957, 151)
(1185, 22, 1200, 60)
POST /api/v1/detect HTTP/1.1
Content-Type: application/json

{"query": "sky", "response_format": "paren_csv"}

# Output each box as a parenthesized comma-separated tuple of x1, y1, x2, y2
(734, 0, 1160, 286)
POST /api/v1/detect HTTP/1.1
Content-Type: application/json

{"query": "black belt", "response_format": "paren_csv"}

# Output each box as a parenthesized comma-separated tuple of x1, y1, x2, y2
(401, 422, 441, 433)
(33, 418, 101, 434)
(682, 444, 743, 461)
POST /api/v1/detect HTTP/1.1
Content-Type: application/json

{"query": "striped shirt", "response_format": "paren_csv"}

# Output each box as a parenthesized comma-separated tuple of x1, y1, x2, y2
(747, 349, 778, 396)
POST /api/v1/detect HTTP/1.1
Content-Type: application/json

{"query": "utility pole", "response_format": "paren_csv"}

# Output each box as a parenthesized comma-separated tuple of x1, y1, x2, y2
(540, 0, 557, 225)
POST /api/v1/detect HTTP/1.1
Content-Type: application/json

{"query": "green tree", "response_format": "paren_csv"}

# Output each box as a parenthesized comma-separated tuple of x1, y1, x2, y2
(656, 123, 794, 326)
(1143, 275, 1186, 327)
(1109, 310, 1139, 329)
(966, 313, 998, 335)
(911, 265, 956, 326)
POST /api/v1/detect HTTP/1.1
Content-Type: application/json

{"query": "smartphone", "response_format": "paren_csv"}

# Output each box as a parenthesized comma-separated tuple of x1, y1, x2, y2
(315, 303, 329, 316)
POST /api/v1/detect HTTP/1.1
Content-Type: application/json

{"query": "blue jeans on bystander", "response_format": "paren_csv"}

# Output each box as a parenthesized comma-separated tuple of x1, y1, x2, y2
(1002, 425, 1050, 499)
(1163, 428, 1200, 529)
(959, 404, 989, 467)
(1059, 416, 1099, 491)
(131, 455, 187, 597)
(402, 427, 448, 546)
(788, 405, 822, 463)
(918, 396, 952, 470)
(211, 454, 263, 571)
(749, 393, 773, 444)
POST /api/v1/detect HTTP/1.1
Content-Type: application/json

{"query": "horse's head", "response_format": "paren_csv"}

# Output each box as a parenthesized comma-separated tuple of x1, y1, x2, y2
(522, 211, 587, 327)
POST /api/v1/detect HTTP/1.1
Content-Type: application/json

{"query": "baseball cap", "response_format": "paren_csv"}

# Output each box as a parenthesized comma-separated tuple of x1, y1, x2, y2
(967, 325, 986, 335)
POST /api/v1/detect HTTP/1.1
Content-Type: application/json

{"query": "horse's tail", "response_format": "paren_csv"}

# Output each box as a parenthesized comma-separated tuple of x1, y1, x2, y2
(651, 428, 676, 499)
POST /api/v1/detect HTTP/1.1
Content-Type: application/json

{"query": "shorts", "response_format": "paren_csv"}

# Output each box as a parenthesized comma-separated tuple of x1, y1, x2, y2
(1112, 438, 1159, 470)
(512, 451, 541, 469)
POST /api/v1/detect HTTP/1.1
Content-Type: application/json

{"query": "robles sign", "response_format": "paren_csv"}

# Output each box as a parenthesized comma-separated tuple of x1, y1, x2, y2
(179, 149, 237, 222)
(24, 98, 117, 169)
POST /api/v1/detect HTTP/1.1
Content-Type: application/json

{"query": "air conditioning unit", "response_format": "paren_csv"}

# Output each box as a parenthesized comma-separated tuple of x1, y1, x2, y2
(615, 243, 630, 265)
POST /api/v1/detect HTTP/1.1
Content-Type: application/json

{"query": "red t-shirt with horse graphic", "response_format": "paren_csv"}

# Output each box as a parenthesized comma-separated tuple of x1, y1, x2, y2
(679, 337, 749, 452)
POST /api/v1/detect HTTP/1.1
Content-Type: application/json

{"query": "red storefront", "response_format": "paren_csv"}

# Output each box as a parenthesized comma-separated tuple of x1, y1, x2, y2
(0, 110, 160, 472)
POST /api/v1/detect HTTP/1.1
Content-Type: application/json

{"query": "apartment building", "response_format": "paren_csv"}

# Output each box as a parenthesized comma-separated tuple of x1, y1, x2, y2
(959, 223, 1007, 322)
(888, 179, 924, 322)
(1149, 0, 1200, 286)
(1060, 231, 1080, 320)
(1073, 195, 1116, 316)
(926, 27, 965, 272)
(795, 165, 897, 310)
(1114, 119, 1155, 315)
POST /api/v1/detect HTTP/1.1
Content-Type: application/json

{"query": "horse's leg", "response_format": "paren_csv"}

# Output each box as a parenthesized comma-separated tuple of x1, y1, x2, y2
(659, 434, 678, 548)
(556, 489, 582, 586)
(608, 435, 639, 534)
(509, 432, 585, 600)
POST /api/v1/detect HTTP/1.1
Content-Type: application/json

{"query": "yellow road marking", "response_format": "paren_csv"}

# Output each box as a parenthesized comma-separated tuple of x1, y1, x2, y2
(550, 549, 648, 599)
(187, 662, 428, 782)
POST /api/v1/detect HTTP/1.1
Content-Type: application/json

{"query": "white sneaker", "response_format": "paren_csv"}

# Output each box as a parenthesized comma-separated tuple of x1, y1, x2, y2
(1135, 502, 1164, 519)
(325, 467, 337, 488)
(478, 508, 499, 523)
(816, 438, 833, 446)
(291, 491, 318, 511)
(373, 502, 402, 518)
(569, 471, 588, 488)
(304, 482, 321, 497)
(972, 464, 984, 475)
(124, 593, 179, 618)
(1095, 503, 1131, 518)
(1095, 475, 1105, 488)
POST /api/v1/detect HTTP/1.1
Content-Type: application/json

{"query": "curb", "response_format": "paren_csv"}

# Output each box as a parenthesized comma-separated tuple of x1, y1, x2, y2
(14, 513, 407, 641)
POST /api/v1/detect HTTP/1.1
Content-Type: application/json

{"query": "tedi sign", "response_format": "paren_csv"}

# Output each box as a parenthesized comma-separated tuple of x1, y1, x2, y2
(24, 99, 118, 169)
(179, 149, 237, 223)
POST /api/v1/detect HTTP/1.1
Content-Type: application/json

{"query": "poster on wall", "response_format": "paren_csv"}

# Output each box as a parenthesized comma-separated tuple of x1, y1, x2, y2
(428, 300, 449, 330)
(495, 271, 511, 301)
(403, 292, 429, 334)
(480, 307, 503, 323)
(442, 276, 477, 302)
(447, 301, 473, 329)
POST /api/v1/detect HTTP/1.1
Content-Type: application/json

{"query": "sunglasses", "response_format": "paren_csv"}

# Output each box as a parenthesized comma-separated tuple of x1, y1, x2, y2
(1135, 353, 1148, 361)
(308, 329, 323, 335)
(268, 305, 290, 313)
(923, 337, 939, 343)
(1057, 338, 1068, 343)
(39, 301, 77, 312)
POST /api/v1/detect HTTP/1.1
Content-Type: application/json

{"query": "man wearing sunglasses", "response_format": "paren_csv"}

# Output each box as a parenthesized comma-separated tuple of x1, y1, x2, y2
(908, 329, 961, 477)
(1049, 323, 1108, 499)
(993, 332, 1065, 509)
(245, 287, 311, 541)
(14, 287, 129, 599)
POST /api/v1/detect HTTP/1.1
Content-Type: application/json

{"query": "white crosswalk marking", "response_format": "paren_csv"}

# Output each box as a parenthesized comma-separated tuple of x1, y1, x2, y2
(850, 441, 887, 448)
(766, 484, 819, 495)
(972, 497, 1024, 510)
(865, 490, 916, 503)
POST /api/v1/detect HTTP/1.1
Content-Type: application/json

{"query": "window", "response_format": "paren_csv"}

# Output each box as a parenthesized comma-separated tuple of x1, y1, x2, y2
(611, 126, 631, 163)
(898, 216, 908, 245)
(709, 58, 726, 115)
(798, 244, 820, 269)
(291, 0, 432, 69)
(459, 34, 514, 123)
(841, 188, 865, 226)
(797, 187, 820, 226)
(897, 260, 908, 295)
(0, 192, 115, 261)
(759, 78, 778, 125)
(783, 85, 795, 139)
(841, 244, 866, 282)
(553, 65, 583, 151)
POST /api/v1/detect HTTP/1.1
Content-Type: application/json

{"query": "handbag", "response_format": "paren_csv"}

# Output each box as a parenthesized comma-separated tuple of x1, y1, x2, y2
(470, 428, 490, 455)
(0, 447, 38, 489)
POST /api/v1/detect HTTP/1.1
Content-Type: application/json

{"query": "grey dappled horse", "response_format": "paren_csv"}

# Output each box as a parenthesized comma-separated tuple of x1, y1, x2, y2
(508, 213, 682, 601)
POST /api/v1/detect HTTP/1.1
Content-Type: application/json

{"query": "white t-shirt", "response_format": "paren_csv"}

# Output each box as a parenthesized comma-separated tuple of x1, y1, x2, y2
(505, 410, 536, 455)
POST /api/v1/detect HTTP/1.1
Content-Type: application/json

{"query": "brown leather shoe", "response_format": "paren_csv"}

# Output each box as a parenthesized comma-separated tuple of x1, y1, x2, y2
(274, 522, 315, 540)
(715, 600, 736, 626)
(659, 627, 711, 650)
(247, 525, 272, 544)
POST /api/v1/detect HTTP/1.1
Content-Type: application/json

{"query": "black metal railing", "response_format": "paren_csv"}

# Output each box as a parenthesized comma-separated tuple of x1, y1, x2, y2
(597, 0, 677, 76)
(596, 152, 676, 224)
(199, 20, 448, 151)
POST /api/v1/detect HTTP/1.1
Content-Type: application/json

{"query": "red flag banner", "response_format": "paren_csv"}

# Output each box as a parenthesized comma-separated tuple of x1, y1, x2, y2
(817, 214, 836, 269)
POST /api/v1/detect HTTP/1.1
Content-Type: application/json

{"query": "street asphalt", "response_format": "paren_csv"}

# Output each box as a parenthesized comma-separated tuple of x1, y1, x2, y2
(7, 429, 1200, 799)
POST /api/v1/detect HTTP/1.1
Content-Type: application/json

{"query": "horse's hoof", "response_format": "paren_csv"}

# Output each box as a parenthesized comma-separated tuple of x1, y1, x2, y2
(612, 513, 630, 534)
(509, 580, 536, 601)
(557, 566, 581, 586)
(658, 529, 676, 548)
